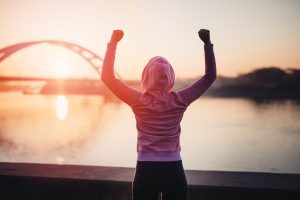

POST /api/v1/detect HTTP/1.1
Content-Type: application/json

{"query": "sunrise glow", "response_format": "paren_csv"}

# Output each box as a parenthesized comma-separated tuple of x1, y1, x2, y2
(0, 0, 298, 79)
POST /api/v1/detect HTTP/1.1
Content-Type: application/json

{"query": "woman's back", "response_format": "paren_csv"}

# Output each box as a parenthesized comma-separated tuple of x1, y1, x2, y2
(132, 91, 187, 161)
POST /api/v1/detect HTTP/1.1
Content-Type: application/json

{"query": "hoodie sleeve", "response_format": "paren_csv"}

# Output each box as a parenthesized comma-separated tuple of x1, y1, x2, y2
(177, 43, 217, 105)
(101, 42, 141, 106)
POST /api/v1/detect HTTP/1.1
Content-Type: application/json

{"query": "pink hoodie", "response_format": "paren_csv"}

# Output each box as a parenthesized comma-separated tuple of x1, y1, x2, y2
(101, 42, 216, 161)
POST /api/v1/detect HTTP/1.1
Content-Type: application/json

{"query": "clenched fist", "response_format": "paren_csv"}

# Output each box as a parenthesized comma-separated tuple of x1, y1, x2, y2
(198, 29, 211, 44)
(110, 30, 124, 44)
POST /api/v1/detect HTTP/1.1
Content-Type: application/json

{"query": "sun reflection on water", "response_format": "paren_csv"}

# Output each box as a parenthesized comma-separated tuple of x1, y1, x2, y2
(55, 95, 68, 120)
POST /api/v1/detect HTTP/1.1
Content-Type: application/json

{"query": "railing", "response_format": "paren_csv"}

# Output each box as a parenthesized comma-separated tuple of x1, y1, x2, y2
(0, 162, 299, 200)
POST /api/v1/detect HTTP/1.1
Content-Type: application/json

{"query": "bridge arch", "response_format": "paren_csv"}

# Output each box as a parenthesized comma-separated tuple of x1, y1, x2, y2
(0, 40, 118, 77)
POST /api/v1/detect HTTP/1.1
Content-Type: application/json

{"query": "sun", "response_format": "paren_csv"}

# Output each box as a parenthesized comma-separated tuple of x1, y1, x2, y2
(51, 56, 72, 78)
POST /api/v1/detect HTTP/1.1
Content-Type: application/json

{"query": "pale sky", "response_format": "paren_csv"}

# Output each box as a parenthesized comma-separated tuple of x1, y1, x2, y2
(0, 0, 299, 79)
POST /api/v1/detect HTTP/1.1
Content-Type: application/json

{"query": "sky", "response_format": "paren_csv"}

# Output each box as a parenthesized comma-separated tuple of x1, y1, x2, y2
(0, 0, 299, 79)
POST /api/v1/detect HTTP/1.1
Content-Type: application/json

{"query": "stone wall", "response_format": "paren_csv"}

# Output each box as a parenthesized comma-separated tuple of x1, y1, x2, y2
(0, 162, 299, 200)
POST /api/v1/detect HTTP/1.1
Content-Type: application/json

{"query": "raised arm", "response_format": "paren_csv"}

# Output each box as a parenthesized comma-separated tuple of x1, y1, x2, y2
(101, 30, 141, 106)
(177, 29, 217, 105)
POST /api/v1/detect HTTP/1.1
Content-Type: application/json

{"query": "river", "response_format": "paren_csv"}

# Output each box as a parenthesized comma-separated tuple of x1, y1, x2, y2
(0, 92, 299, 173)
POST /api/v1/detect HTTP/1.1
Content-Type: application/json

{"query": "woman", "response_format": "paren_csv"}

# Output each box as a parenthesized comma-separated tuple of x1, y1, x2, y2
(101, 29, 216, 200)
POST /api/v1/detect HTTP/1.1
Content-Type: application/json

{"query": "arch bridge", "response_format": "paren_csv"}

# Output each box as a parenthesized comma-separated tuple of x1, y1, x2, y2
(0, 40, 133, 97)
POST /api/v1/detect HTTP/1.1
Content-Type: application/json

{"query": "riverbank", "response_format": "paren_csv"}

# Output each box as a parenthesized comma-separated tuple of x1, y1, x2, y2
(0, 162, 299, 200)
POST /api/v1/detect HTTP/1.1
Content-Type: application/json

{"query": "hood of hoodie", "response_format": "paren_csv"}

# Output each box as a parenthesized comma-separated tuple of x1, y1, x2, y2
(142, 56, 175, 97)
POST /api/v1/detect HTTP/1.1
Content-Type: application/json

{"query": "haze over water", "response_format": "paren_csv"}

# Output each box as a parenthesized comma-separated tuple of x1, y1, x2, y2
(1, 93, 299, 173)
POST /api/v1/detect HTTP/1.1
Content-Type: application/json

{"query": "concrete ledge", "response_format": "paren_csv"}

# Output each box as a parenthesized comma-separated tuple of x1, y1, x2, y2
(0, 162, 300, 199)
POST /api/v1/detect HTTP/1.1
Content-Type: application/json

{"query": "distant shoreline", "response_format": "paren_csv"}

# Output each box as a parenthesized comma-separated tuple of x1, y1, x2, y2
(204, 89, 300, 99)
(1, 67, 299, 100)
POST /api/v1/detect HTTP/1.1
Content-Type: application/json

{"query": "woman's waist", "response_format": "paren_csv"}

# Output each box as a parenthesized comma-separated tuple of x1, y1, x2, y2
(137, 150, 181, 161)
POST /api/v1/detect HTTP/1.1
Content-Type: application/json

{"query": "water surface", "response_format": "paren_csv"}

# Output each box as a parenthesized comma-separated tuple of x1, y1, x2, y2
(0, 92, 299, 173)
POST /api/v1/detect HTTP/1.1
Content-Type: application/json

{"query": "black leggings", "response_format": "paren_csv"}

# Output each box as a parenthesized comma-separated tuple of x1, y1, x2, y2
(132, 160, 187, 200)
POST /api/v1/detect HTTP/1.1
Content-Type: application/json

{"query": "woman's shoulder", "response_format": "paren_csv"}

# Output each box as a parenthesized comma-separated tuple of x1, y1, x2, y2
(169, 91, 188, 106)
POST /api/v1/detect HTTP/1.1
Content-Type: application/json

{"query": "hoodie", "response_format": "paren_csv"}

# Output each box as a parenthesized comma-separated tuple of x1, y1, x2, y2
(101, 42, 216, 161)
